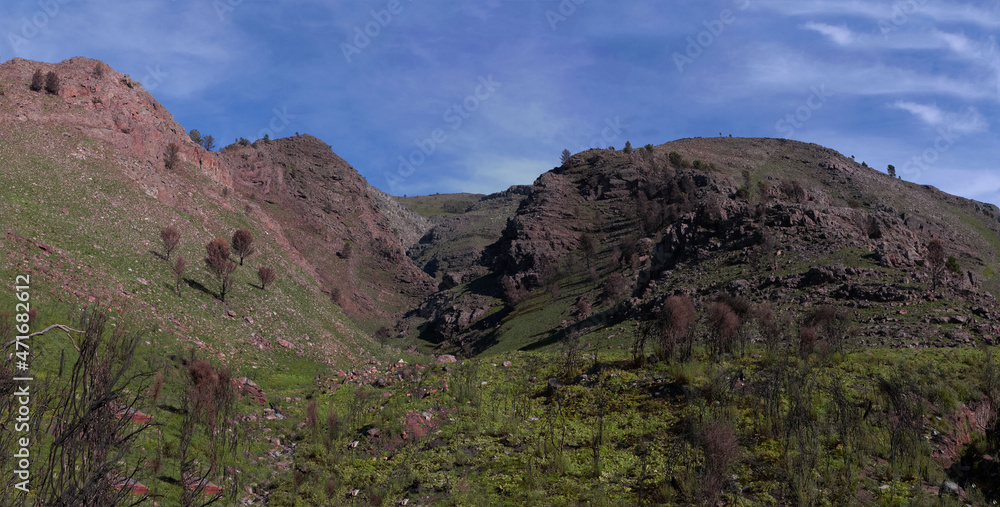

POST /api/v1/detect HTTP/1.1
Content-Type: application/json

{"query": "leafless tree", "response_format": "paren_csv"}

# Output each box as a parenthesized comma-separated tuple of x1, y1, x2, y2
(257, 266, 275, 290)
(656, 295, 696, 361)
(33, 307, 153, 506)
(230, 230, 255, 266)
(172, 255, 186, 294)
(160, 226, 181, 261)
(927, 239, 946, 291)
(205, 238, 236, 302)
(165, 142, 181, 170)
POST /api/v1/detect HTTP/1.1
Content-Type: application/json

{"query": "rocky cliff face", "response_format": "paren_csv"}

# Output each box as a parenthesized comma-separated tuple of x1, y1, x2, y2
(0, 57, 434, 320)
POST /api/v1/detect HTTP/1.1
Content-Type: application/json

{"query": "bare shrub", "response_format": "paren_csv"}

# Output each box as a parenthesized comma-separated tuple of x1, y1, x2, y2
(600, 272, 629, 302)
(927, 238, 946, 291)
(257, 266, 275, 290)
(172, 255, 186, 294)
(30, 69, 44, 91)
(501, 275, 526, 307)
(699, 419, 739, 504)
(799, 326, 817, 356)
(44, 71, 60, 94)
(657, 295, 696, 361)
(204, 238, 237, 302)
(707, 302, 739, 359)
(306, 400, 319, 430)
(164, 142, 180, 170)
(160, 226, 180, 261)
(231, 229, 255, 266)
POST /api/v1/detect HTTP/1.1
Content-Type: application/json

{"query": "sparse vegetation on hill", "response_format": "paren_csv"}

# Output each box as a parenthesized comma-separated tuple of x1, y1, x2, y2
(4, 57, 1000, 505)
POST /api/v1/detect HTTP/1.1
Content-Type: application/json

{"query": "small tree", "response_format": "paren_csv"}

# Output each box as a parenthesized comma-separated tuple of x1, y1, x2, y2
(887, 164, 896, 178)
(657, 295, 696, 361)
(560, 149, 572, 165)
(927, 239, 946, 291)
(257, 266, 275, 290)
(189, 129, 203, 145)
(600, 272, 628, 302)
(202, 135, 216, 151)
(373, 326, 392, 348)
(172, 255, 186, 294)
(668, 151, 684, 167)
(44, 71, 60, 95)
(164, 142, 180, 170)
(160, 226, 181, 261)
(579, 233, 598, 268)
(946, 255, 961, 276)
(231, 229, 255, 266)
(205, 238, 237, 302)
(30, 69, 44, 91)
(623, 141, 633, 154)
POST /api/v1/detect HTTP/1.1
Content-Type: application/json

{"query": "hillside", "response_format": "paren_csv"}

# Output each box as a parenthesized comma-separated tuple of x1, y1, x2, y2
(4, 57, 1000, 505)
(409, 138, 1000, 356)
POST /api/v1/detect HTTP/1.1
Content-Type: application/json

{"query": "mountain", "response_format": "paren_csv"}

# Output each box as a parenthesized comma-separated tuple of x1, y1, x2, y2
(413, 137, 1000, 354)
(5, 57, 1000, 505)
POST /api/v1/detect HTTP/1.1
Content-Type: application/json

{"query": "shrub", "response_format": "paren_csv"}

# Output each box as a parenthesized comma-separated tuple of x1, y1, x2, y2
(257, 266, 275, 290)
(164, 142, 181, 170)
(189, 129, 203, 145)
(172, 255, 186, 294)
(698, 419, 739, 504)
(927, 239, 946, 291)
(44, 71, 60, 95)
(231, 229, 255, 266)
(160, 226, 181, 260)
(888, 164, 896, 178)
(657, 295, 696, 361)
(946, 255, 961, 275)
(707, 301, 739, 358)
(93, 63, 104, 78)
(692, 159, 706, 170)
(668, 151, 685, 167)
(600, 272, 629, 302)
(306, 400, 319, 430)
(204, 238, 236, 302)
(560, 149, 572, 164)
(237, 137, 250, 146)
(501, 275, 526, 306)
(623, 141, 633, 154)
(780, 180, 806, 202)
(30, 69, 44, 91)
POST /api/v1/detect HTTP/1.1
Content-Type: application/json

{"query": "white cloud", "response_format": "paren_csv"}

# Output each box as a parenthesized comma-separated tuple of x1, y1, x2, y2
(889, 101, 989, 133)
(802, 22, 855, 45)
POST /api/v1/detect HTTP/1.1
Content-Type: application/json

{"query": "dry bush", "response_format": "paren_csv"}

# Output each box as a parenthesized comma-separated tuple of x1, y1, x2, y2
(172, 255, 186, 294)
(501, 275, 526, 306)
(231, 229, 255, 266)
(927, 238, 946, 291)
(44, 71, 60, 94)
(799, 326, 817, 356)
(30, 69, 44, 91)
(707, 301, 739, 359)
(657, 295, 696, 361)
(699, 419, 740, 504)
(600, 272, 629, 302)
(205, 238, 237, 302)
(164, 142, 180, 170)
(257, 266, 275, 290)
(306, 400, 319, 430)
(160, 226, 180, 260)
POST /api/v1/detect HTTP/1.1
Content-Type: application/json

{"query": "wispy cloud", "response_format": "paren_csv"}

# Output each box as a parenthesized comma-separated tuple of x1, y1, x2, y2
(889, 101, 989, 133)
(802, 22, 855, 45)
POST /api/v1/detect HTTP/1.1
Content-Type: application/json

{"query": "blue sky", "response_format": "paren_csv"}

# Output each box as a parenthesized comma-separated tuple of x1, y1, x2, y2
(2, 1, 998, 202)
